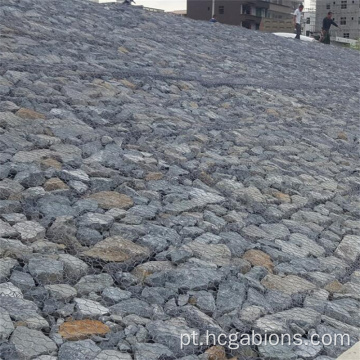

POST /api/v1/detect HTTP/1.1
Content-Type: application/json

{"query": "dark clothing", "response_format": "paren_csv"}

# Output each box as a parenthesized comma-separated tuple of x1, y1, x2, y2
(295, 23, 301, 39)
(322, 30, 331, 44)
(320, 18, 337, 44)
(322, 17, 338, 31)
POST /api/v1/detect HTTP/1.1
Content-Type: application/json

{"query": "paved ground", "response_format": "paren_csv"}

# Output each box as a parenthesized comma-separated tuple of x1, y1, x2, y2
(0, 0, 359, 359)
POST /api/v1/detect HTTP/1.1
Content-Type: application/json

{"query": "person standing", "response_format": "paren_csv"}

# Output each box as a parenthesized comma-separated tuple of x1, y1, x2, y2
(320, 12, 339, 44)
(293, 4, 304, 40)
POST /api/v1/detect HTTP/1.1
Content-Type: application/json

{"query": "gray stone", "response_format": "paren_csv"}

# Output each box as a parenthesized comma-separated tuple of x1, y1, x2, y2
(0, 258, 19, 282)
(260, 223, 291, 240)
(255, 307, 322, 334)
(240, 225, 268, 240)
(44, 284, 77, 301)
(58, 254, 89, 282)
(0, 296, 39, 320)
(74, 298, 109, 317)
(1, 213, 27, 225)
(102, 287, 132, 303)
(0, 282, 23, 298)
(0, 309, 14, 340)
(10, 327, 57, 359)
(77, 213, 114, 231)
(134, 343, 175, 360)
(58, 339, 101, 360)
(170, 247, 193, 264)
(258, 343, 297, 360)
(0, 179, 24, 200)
(1, 217, 20, 238)
(180, 305, 223, 335)
(137, 234, 168, 253)
(264, 290, 293, 312)
(72, 199, 99, 215)
(0, 200, 22, 214)
(141, 287, 175, 305)
(75, 273, 114, 295)
(60, 169, 90, 183)
(215, 279, 246, 316)
(28, 257, 63, 285)
(146, 318, 200, 357)
(189, 291, 216, 316)
(76, 227, 103, 246)
(335, 235, 360, 264)
(95, 350, 132, 360)
(261, 274, 317, 295)
(150, 265, 224, 291)
(184, 241, 231, 266)
(127, 205, 158, 219)
(46, 216, 81, 250)
(110, 299, 153, 318)
(15, 170, 45, 188)
(13, 221, 46, 242)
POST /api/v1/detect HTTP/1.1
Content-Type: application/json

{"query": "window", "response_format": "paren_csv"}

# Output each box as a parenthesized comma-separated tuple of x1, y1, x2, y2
(340, 17, 346, 24)
(208, 7, 210, 11)
(219, 5, 224, 14)
(306, 17, 311, 24)
(343, 32, 349, 37)
(341, 0, 347, 8)
(326, 3, 331, 8)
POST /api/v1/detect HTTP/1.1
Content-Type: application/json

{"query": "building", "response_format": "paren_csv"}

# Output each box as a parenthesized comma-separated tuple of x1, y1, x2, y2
(303, 9, 316, 36)
(169, 10, 187, 16)
(316, 0, 360, 39)
(187, 0, 299, 31)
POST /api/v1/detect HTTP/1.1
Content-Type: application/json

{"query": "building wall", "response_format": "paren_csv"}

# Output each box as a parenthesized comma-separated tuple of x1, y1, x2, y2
(303, 10, 316, 35)
(187, 0, 296, 29)
(187, 0, 213, 20)
(316, 0, 360, 39)
(260, 18, 294, 31)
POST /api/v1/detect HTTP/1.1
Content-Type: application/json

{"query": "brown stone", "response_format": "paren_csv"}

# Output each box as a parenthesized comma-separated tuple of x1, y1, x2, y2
(205, 346, 227, 360)
(121, 79, 136, 89)
(82, 236, 150, 263)
(145, 172, 163, 181)
(44, 178, 69, 191)
(261, 274, 316, 295)
(198, 171, 215, 186)
(266, 108, 279, 116)
(132, 261, 174, 281)
(40, 158, 62, 170)
(118, 46, 129, 54)
(243, 249, 274, 272)
(274, 192, 291, 203)
(15, 108, 46, 120)
(59, 319, 110, 340)
(337, 132, 348, 140)
(324, 280, 344, 294)
(88, 191, 133, 210)
(188, 296, 197, 305)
